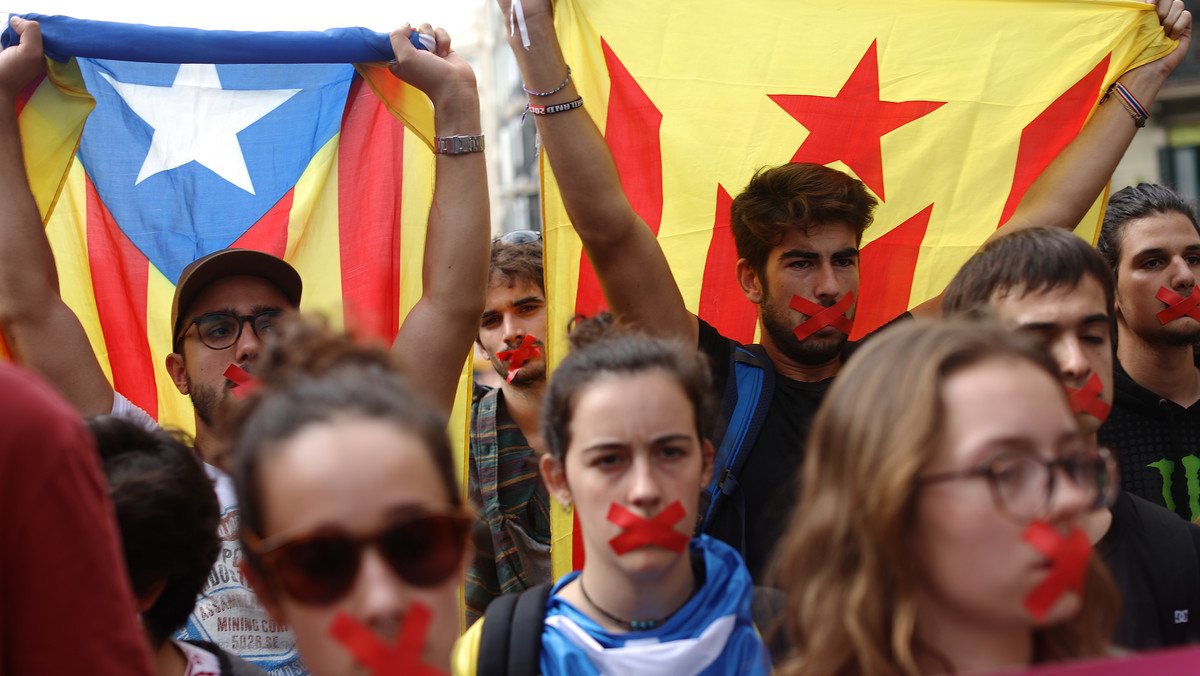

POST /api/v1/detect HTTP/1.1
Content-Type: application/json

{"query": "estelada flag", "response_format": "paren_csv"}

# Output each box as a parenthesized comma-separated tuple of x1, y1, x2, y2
(541, 0, 1177, 575)
(6, 14, 469, 445)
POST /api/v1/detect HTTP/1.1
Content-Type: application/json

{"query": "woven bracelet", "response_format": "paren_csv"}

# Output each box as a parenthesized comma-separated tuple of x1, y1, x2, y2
(523, 66, 571, 97)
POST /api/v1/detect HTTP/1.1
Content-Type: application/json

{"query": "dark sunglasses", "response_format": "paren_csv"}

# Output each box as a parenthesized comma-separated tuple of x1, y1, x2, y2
(492, 229, 541, 246)
(242, 506, 472, 605)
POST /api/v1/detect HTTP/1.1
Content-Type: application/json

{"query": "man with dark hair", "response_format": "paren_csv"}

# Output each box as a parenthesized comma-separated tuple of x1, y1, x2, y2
(944, 227, 1116, 434)
(0, 19, 489, 674)
(944, 226, 1200, 649)
(1097, 183, 1200, 521)
(498, 0, 1189, 582)
(90, 414, 267, 675)
(466, 233, 553, 623)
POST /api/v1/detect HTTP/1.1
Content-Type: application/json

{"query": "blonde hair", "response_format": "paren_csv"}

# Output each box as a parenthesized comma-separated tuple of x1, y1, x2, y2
(770, 319, 1119, 676)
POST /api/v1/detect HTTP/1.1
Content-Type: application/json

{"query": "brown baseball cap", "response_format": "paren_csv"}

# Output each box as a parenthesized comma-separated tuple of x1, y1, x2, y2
(170, 249, 303, 349)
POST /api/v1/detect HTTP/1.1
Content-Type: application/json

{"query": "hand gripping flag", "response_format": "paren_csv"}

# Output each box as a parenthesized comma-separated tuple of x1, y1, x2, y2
(541, 0, 1175, 577)
(4, 14, 451, 438)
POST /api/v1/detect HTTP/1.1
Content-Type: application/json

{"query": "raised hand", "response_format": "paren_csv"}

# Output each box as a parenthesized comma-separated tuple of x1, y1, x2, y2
(0, 17, 45, 103)
(387, 23, 477, 109)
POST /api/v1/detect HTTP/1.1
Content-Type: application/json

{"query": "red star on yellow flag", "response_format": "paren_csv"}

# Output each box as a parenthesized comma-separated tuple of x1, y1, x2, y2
(769, 40, 945, 202)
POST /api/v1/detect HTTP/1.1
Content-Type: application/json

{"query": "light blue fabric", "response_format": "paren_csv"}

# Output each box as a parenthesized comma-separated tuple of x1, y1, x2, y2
(539, 535, 770, 676)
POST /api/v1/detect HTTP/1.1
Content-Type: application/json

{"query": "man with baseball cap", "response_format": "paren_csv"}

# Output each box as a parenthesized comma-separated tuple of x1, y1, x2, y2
(158, 248, 305, 467)
(0, 18, 489, 675)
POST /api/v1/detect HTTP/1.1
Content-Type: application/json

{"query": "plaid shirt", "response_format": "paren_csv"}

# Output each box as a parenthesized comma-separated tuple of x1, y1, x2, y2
(464, 384, 552, 624)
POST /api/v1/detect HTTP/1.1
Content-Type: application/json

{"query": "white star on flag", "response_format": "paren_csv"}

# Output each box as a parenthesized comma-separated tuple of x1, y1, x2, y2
(100, 63, 300, 195)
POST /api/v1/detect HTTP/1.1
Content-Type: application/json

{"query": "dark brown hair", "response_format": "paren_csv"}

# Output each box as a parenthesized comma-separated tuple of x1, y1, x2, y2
(943, 227, 1115, 323)
(227, 316, 459, 568)
(730, 163, 877, 276)
(541, 314, 714, 463)
(1098, 183, 1200, 280)
(489, 238, 545, 295)
(89, 415, 219, 647)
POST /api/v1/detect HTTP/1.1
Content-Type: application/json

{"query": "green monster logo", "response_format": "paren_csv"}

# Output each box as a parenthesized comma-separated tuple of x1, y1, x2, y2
(1149, 456, 1200, 522)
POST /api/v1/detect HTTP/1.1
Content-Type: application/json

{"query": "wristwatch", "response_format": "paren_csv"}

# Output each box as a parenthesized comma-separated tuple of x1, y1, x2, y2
(433, 134, 485, 155)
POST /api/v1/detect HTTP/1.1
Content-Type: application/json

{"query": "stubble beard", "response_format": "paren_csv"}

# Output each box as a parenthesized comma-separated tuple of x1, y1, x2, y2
(490, 354, 547, 388)
(1161, 321, 1200, 347)
(759, 289, 850, 366)
(187, 375, 228, 427)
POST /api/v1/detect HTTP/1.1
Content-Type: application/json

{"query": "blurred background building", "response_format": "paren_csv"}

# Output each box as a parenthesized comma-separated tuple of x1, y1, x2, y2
(1113, 0, 1200, 200)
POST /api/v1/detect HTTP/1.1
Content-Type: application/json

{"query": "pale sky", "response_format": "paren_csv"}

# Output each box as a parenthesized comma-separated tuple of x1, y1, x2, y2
(3, 0, 486, 37)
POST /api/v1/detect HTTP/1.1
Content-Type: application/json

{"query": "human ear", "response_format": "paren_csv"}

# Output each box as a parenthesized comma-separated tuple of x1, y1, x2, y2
(735, 259, 764, 304)
(699, 439, 715, 491)
(136, 578, 167, 613)
(165, 352, 189, 395)
(540, 453, 572, 507)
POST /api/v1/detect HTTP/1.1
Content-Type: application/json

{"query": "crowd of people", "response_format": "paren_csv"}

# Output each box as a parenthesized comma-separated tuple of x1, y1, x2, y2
(0, 0, 1198, 674)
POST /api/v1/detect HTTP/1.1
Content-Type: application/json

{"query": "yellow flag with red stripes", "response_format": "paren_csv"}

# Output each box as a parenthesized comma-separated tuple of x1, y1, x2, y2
(542, 0, 1176, 577)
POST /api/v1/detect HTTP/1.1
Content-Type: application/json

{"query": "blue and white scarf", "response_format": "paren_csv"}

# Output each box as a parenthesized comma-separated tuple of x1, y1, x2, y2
(539, 536, 770, 676)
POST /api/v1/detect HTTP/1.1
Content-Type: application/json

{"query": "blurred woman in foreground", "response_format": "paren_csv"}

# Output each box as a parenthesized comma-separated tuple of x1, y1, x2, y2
(772, 320, 1120, 675)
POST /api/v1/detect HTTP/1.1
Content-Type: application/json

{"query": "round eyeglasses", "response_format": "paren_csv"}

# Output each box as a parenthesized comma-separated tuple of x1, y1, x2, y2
(178, 309, 282, 350)
(918, 447, 1119, 523)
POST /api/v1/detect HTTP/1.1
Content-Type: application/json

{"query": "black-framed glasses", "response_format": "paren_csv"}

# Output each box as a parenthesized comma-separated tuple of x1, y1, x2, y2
(918, 447, 1119, 523)
(492, 229, 542, 246)
(178, 309, 282, 350)
(242, 505, 473, 606)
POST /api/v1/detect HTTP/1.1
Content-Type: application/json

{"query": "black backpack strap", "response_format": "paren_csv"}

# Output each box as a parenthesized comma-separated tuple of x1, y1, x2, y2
(700, 343, 775, 556)
(478, 582, 553, 676)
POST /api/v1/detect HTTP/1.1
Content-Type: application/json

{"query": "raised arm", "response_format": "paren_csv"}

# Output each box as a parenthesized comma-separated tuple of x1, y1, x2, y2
(910, 0, 1191, 319)
(999, 0, 1191, 237)
(388, 24, 490, 414)
(497, 0, 696, 344)
(0, 17, 114, 415)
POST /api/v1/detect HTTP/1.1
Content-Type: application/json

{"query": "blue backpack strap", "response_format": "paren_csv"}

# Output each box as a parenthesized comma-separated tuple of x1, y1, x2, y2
(478, 582, 552, 676)
(700, 343, 775, 555)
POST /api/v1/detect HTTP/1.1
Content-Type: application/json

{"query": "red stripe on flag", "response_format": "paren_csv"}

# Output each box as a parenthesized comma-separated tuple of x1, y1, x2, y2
(699, 185, 757, 343)
(13, 72, 45, 117)
(337, 74, 404, 344)
(232, 189, 291, 258)
(574, 39, 665, 317)
(85, 176, 159, 419)
(572, 510, 585, 571)
(851, 204, 933, 340)
(998, 56, 1110, 227)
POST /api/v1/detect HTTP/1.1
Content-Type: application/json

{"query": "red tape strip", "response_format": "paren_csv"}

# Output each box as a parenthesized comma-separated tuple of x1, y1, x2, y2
(606, 501, 690, 555)
(1021, 520, 1091, 621)
(789, 291, 856, 342)
(223, 364, 259, 401)
(328, 605, 447, 676)
(1065, 373, 1111, 422)
(495, 334, 542, 383)
(1156, 286, 1200, 324)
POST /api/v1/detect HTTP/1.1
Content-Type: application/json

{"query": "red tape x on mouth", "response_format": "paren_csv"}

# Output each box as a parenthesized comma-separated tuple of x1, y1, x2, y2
(606, 501, 690, 555)
(790, 291, 855, 342)
(328, 604, 447, 676)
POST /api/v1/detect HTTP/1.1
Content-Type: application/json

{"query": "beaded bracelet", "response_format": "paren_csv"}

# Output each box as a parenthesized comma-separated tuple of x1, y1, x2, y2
(523, 66, 572, 97)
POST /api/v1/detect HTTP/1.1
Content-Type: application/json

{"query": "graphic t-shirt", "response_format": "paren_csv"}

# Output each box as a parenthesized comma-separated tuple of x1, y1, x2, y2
(112, 393, 307, 676)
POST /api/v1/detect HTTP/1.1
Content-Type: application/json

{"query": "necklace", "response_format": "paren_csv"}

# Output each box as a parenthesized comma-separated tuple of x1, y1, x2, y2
(577, 577, 675, 632)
